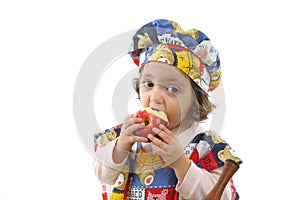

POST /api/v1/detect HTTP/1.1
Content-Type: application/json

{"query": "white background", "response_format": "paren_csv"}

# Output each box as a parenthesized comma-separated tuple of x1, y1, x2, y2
(1, 0, 299, 199)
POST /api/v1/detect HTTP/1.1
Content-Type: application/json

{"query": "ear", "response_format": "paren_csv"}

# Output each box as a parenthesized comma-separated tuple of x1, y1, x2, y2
(132, 78, 140, 98)
(132, 78, 139, 90)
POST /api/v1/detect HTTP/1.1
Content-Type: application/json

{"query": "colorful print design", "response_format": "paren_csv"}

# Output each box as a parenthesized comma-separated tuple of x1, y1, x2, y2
(128, 19, 222, 93)
(94, 125, 242, 199)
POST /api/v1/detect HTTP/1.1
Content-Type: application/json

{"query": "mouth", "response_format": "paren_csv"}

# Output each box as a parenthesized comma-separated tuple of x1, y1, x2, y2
(150, 107, 160, 111)
(149, 107, 168, 121)
(150, 107, 166, 114)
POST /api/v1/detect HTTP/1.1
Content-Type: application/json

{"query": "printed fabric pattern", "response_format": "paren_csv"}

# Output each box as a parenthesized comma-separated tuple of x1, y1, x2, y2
(128, 19, 221, 93)
(94, 125, 242, 200)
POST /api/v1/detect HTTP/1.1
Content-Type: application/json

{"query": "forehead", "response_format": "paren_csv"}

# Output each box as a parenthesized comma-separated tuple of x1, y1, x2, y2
(140, 62, 190, 84)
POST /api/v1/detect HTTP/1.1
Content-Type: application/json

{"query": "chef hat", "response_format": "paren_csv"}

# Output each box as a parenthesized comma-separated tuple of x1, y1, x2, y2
(128, 19, 222, 93)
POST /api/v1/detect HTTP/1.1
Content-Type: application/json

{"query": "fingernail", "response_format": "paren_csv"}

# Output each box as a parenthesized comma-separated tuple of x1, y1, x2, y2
(159, 124, 164, 129)
(152, 127, 160, 133)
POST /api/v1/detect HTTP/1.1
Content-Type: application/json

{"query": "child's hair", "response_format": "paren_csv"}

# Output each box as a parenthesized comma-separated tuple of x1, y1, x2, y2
(132, 75, 215, 122)
(189, 78, 216, 122)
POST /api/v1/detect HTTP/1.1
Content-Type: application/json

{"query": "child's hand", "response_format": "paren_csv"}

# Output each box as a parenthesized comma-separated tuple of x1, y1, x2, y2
(117, 114, 149, 152)
(147, 124, 185, 167)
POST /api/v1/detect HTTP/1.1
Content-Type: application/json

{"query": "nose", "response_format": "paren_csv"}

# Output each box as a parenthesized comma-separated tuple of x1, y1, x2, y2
(149, 85, 165, 104)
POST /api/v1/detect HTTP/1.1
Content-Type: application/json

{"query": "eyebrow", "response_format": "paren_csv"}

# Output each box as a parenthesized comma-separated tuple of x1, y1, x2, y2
(165, 77, 179, 82)
(141, 74, 186, 86)
(141, 74, 153, 79)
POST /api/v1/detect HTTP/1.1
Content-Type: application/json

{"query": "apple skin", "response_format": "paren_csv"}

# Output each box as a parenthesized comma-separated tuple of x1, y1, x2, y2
(134, 108, 169, 138)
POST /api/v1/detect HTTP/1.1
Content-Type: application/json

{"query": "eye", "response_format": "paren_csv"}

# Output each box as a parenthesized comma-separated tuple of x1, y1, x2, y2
(142, 81, 154, 88)
(167, 86, 180, 94)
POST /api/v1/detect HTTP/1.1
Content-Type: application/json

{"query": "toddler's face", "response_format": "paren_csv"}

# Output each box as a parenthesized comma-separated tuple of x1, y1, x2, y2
(139, 62, 195, 132)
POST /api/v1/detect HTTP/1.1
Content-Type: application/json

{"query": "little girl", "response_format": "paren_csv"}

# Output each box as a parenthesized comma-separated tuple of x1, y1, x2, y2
(94, 19, 242, 200)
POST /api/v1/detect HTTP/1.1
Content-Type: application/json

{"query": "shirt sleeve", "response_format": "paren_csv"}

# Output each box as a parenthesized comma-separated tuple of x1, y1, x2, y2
(93, 139, 128, 185)
(176, 163, 231, 200)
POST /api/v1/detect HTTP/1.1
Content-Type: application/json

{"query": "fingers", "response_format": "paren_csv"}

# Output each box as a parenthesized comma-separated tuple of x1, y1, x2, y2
(147, 133, 165, 148)
(147, 125, 184, 166)
(150, 124, 173, 144)
(120, 114, 148, 143)
(131, 135, 149, 143)
(158, 124, 172, 134)
(122, 114, 142, 128)
(124, 123, 145, 136)
(122, 115, 144, 133)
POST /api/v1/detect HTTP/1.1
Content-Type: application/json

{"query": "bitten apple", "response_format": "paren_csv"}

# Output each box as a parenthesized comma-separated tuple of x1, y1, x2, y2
(134, 107, 169, 138)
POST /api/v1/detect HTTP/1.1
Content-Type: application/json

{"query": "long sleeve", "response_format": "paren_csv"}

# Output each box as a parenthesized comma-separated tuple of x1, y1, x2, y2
(176, 163, 231, 200)
(93, 140, 128, 185)
(93, 123, 241, 199)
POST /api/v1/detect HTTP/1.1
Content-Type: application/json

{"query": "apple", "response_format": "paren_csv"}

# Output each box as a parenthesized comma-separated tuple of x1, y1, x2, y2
(134, 107, 169, 138)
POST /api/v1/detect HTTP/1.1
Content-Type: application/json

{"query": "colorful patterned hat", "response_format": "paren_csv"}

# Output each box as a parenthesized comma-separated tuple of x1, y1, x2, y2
(128, 19, 222, 93)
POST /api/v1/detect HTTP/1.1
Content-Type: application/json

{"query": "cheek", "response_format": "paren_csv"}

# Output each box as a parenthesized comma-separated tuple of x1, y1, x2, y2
(172, 103, 190, 120)
(165, 99, 183, 124)
(174, 93, 194, 117)
(139, 89, 148, 106)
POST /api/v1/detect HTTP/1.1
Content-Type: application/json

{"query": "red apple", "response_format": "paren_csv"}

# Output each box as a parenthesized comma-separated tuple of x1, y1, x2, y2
(134, 107, 169, 138)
